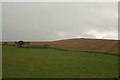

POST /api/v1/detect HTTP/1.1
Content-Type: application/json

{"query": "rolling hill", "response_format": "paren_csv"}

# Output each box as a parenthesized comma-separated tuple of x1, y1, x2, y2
(29, 38, 119, 54)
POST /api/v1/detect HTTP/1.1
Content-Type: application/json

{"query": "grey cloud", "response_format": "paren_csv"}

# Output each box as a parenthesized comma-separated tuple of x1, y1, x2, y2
(0, 3, 2, 41)
(2, 2, 118, 41)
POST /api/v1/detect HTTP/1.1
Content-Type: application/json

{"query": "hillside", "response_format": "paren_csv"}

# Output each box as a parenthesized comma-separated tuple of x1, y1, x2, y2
(30, 38, 119, 54)
(1, 38, 119, 54)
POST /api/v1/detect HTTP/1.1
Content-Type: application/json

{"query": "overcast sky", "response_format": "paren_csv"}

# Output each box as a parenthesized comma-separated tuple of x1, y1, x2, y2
(2, 2, 118, 41)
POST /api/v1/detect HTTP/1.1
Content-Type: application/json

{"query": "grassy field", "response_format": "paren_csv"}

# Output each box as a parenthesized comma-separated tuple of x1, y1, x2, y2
(2, 45, 118, 78)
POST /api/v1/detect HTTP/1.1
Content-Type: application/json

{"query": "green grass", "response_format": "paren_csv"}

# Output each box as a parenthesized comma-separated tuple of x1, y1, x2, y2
(0, 45, 2, 79)
(2, 45, 118, 78)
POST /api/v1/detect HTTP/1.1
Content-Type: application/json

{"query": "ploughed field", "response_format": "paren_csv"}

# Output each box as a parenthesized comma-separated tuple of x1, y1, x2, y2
(3, 45, 118, 78)
(30, 39, 119, 54)
(2, 39, 119, 54)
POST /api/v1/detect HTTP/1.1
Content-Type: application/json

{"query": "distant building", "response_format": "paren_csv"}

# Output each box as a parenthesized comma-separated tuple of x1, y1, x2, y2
(14, 41, 30, 47)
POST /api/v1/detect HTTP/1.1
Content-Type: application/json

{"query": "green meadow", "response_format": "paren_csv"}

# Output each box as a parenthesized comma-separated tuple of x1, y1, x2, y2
(2, 45, 118, 78)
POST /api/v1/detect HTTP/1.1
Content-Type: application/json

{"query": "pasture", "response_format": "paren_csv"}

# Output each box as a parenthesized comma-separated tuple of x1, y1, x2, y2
(2, 45, 118, 78)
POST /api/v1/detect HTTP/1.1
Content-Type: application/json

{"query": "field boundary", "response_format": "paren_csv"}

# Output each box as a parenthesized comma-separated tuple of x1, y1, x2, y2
(2, 45, 119, 56)
(20, 45, 119, 56)
(49, 47, 119, 56)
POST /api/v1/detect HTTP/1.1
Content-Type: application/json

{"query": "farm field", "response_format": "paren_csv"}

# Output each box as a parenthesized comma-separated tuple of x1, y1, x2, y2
(30, 39, 119, 54)
(2, 45, 118, 78)
(2, 39, 119, 54)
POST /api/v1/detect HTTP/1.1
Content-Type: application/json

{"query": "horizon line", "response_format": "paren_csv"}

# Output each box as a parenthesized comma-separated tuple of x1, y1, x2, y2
(1, 38, 119, 42)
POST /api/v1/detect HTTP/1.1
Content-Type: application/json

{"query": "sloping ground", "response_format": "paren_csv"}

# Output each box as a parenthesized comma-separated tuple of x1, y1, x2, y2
(1, 38, 119, 54)
(30, 39, 119, 54)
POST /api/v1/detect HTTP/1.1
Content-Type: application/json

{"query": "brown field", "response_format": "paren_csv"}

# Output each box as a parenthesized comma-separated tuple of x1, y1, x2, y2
(1, 38, 119, 54)
(29, 39, 119, 54)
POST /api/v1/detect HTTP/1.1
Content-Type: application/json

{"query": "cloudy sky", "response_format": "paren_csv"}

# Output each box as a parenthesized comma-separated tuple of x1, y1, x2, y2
(2, 2, 118, 41)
